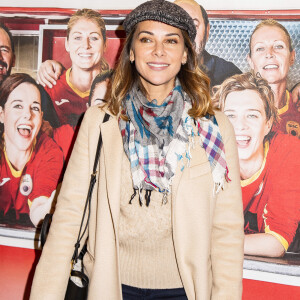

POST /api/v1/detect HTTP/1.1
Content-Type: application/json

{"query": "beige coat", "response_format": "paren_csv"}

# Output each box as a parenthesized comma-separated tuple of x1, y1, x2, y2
(30, 106, 244, 300)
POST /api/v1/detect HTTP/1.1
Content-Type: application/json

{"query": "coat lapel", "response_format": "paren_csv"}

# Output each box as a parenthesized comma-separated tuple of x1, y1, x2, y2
(101, 117, 123, 230)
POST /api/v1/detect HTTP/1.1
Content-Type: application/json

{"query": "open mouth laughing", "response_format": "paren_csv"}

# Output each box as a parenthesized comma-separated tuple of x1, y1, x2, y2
(17, 124, 32, 138)
(236, 135, 251, 147)
(0, 61, 8, 75)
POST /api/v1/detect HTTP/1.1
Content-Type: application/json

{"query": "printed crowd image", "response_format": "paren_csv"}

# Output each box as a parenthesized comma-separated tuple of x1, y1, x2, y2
(0, 1, 300, 296)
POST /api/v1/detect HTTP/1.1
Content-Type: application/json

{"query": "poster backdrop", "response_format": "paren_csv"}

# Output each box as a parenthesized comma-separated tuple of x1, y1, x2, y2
(0, 1, 300, 299)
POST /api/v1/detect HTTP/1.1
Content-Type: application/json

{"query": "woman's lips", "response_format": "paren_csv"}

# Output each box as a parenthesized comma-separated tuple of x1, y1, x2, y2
(236, 135, 250, 147)
(147, 62, 169, 70)
(17, 124, 32, 137)
(263, 64, 279, 70)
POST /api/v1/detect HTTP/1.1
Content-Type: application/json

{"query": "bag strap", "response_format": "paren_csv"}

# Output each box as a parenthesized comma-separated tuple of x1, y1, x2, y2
(71, 112, 110, 264)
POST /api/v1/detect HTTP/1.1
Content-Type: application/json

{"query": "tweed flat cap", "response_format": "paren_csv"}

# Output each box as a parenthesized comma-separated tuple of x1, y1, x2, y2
(123, 0, 196, 42)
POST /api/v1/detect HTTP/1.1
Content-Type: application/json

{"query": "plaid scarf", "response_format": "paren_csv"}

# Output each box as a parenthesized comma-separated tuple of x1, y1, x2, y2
(119, 80, 229, 199)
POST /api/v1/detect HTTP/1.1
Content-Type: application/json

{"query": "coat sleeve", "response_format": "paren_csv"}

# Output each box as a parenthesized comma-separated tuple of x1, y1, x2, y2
(211, 111, 244, 300)
(30, 107, 106, 300)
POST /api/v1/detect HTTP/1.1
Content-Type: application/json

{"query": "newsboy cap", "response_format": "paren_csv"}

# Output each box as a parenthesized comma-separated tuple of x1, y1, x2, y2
(123, 0, 196, 42)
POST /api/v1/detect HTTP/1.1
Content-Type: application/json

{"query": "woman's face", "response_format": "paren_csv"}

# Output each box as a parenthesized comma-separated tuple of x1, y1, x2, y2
(223, 89, 272, 162)
(65, 18, 105, 71)
(247, 25, 295, 85)
(130, 20, 187, 95)
(0, 82, 43, 152)
(90, 79, 109, 106)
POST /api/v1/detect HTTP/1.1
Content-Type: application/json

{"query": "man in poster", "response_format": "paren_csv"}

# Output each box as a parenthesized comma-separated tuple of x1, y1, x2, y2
(0, 23, 15, 85)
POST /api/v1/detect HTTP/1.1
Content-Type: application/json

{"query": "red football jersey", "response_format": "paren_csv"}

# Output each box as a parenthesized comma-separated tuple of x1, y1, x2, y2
(45, 68, 89, 126)
(242, 133, 300, 250)
(272, 91, 300, 138)
(0, 133, 64, 219)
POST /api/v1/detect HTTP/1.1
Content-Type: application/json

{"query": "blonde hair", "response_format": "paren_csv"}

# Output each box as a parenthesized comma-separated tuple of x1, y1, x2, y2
(67, 8, 109, 71)
(108, 26, 213, 119)
(249, 19, 293, 56)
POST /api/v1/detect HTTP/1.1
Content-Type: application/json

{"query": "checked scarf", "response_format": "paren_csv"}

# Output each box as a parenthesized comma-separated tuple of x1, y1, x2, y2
(119, 80, 229, 200)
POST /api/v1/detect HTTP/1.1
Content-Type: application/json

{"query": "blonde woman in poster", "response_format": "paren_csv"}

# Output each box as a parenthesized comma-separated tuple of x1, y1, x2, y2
(247, 19, 300, 137)
(0, 73, 64, 227)
(31, 1, 244, 299)
(42, 8, 108, 127)
(40, 9, 109, 164)
(213, 71, 300, 257)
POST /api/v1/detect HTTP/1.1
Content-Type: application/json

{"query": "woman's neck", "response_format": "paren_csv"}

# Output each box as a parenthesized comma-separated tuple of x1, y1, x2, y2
(142, 78, 175, 105)
(269, 82, 287, 109)
(239, 148, 265, 180)
(5, 140, 33, 171)
(69, 65, 102, 93)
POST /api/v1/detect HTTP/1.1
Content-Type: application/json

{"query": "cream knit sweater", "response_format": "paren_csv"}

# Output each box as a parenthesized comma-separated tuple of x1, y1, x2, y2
(119, 152, 183, 289)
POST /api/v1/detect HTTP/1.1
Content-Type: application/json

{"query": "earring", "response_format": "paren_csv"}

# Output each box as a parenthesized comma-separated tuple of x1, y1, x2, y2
(130, 59, 134, 64)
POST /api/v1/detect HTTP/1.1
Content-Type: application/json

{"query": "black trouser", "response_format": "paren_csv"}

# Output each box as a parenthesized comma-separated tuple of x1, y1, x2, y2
(122, 284, 188, 300)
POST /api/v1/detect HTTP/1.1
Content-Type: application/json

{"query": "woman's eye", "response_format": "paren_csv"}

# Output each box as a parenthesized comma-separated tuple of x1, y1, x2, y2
(13, 104, 22, 109)
(247, 114, 258, 119)
(225, 113, 235, 119)
(274, 44, 284, 50)
(90, 36, 99, 42)
(140, 37, 151, 43)
(166, 39, 178, 44)
(74, 36, 81, 41)
(32, 106, 41, 112)
(255, 47, 264, 52)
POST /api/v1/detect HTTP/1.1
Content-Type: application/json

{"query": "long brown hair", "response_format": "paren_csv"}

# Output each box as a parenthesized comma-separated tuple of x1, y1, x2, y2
(108, 23, 213, 119)
(0, 73, 42, 154)
(67, 8, 109, 72)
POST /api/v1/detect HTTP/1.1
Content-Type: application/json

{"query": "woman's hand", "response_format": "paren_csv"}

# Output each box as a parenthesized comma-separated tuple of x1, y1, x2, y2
(29, 190, 56, 227)
(37, 60, 64, 88)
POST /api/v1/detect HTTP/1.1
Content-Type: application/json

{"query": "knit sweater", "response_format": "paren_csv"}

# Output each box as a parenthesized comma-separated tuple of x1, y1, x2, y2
(119, 152, 183, 289)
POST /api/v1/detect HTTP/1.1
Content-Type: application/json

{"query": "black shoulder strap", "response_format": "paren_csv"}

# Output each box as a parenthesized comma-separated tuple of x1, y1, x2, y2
(72, 112, 110, 263)
(92, 112, 110, 174)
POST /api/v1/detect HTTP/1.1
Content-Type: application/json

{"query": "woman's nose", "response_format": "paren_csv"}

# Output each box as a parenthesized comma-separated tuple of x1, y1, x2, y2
(23, 107, 32, 120)
(153, 42, 165, 57)
(82, 37, 91, 49)
(265, 47, 274, 58)
(235, 116, 248, 131)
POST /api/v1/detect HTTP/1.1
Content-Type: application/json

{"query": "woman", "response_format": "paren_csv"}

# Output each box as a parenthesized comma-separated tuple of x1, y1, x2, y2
(43, 9, 108, 163)
(248, 19, 300, 137)
(44, 8, 108, 126)
(213, 71, 300, 257)
(0, 73, 64, 227)
(31, 1, 244, 299)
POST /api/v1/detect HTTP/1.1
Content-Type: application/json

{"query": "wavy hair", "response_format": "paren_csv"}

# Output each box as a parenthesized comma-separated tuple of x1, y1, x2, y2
(108, 24, 213, 119)
(212, 71, 279, 140)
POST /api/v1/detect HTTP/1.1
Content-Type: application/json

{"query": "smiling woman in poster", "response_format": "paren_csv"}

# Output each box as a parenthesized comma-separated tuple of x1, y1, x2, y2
(0, 73, 64, 227)
(213, 71, 300, 257)
(31, 0, 244, 299)
(40, 9, 109, 167)
(41, 9, 108, 127)
(248, 19, 300, 138)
